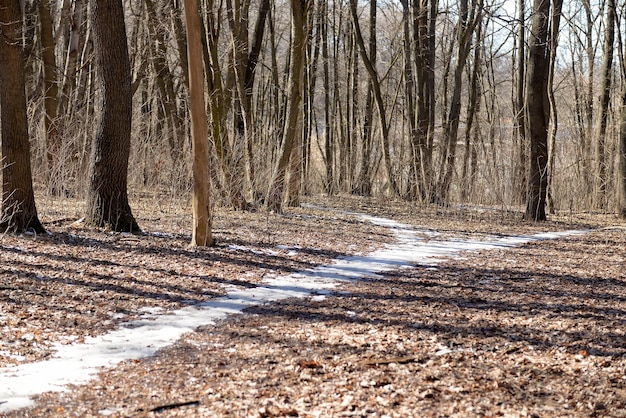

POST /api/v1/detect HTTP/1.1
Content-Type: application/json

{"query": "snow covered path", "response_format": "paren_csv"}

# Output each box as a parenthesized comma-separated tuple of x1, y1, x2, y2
(0, 212, 588, 412)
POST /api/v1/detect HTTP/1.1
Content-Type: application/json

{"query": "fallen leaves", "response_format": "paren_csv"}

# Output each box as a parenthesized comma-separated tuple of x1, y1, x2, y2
(2, 196, 626, 417)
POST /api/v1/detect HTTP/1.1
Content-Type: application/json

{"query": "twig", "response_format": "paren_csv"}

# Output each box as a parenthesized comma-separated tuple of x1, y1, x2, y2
(148, 400, 200, 413)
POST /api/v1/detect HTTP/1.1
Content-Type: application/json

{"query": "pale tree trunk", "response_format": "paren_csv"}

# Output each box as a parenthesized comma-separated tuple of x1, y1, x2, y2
(512, 0, 526, 204)
(546, 0, 563, 214)
(594, 0, 616, 209)
(303, 5, 320, 196)
(619, 93, 626, 218)
(321, 0, 334, 194)
(524, 0, 552, 221)
(287, 124, 302, 207)
(0, 0, 45, 233)
(183, 0, 213, 246)
(87, 0, 140, 232)
(225, 0, 251, 209)
(617, 7, 626, 218)
(266, 0, 309, 212)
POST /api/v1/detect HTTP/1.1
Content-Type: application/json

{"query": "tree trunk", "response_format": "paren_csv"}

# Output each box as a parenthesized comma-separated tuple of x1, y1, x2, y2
(414, 0, 435, 200)
(434, 0, 481, 205)
(184, 0, 213, 246)
(461, 17, 482, 202)
(350, 0, 400, 196)
(512, 0, 527, 204)
(0, 0, 45, 233)
(38, 0, 61, 195)
(594, 0, 616, 209)
(87, 0, 140, 232)
(619, 93, 626, 218)
(266, 0, 308, 212)
(546, 0, 563, 214)
(524, 0, 551, 221)
(353, 0, 376, 196)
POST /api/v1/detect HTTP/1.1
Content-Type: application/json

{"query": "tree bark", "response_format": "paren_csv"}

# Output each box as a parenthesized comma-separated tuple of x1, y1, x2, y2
(184, 0, 213, 246)
(87, 0, 140, 232)
(266, 0, 308, 212)
(619, 93, 626, 218)
(434, 0, 481, 205)
(524, 0, 551, 221)
(350, 0, 400, 196)
(512, 0, 527, 204)
(353, 0, 376, 196)
(38, 0, 61, 195)
(594, 0, 615, 209)
(0, 0, 45, 233)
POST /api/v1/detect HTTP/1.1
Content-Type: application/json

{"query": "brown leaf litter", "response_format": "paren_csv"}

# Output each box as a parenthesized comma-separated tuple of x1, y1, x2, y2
(1, 195, 625, 417)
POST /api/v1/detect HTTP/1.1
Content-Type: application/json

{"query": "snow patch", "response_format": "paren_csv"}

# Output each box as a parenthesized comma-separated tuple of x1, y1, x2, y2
(0, 211, 589, 413)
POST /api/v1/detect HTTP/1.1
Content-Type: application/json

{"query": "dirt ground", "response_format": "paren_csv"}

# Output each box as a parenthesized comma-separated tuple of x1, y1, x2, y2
(1, 195, 625, 417)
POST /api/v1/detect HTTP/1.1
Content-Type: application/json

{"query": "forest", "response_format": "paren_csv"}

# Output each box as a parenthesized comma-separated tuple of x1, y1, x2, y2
(1, 0, 626, 239)
(2, 0, 626, 416)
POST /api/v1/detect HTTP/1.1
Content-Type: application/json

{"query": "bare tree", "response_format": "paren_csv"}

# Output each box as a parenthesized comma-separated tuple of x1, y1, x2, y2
(524, 0, 553, 221)
(87, 0, 140, 232)
(184, 0, 213, 246)
(434, 0, 483, 204)
(594, 0, 616, 209)
(266, 0, 310, 212)
(350, 0, 400, 196)
(0, 0, 45, 233)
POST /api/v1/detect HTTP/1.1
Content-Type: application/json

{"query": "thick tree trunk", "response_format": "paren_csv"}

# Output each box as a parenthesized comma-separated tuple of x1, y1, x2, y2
(524, 0, 551, 221)
(87, 0, 140, 232)
(0, 0, 45, 233)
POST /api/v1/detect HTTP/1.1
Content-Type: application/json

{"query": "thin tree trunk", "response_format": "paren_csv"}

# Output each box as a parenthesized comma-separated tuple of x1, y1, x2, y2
(512, 0, 526, 204)
(434, 0, 481, 204)
(546, 0, 563, 214)
(266, 0, 308, 212)
(350, 0, 400, 196)
(461, 17, 482, 202)
(353, 0, 376, 196)
(595, 0, 616, 209)
(183, 0, 213, 246)
(38, 0, 61, 195)
(619, 92, 626, 218)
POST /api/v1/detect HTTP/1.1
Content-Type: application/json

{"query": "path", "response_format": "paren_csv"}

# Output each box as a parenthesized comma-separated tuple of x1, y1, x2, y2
(0, 211, 588, 412)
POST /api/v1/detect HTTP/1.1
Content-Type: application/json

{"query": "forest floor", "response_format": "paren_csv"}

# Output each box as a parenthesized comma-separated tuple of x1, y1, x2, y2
(1, 195, 626, 417)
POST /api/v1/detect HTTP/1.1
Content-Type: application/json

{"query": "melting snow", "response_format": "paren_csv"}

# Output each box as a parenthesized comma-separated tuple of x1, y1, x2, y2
(0, 212, 588, 412)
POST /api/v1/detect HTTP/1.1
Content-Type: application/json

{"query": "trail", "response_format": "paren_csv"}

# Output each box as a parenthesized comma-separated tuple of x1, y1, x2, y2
(0, 212, 588, 412)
